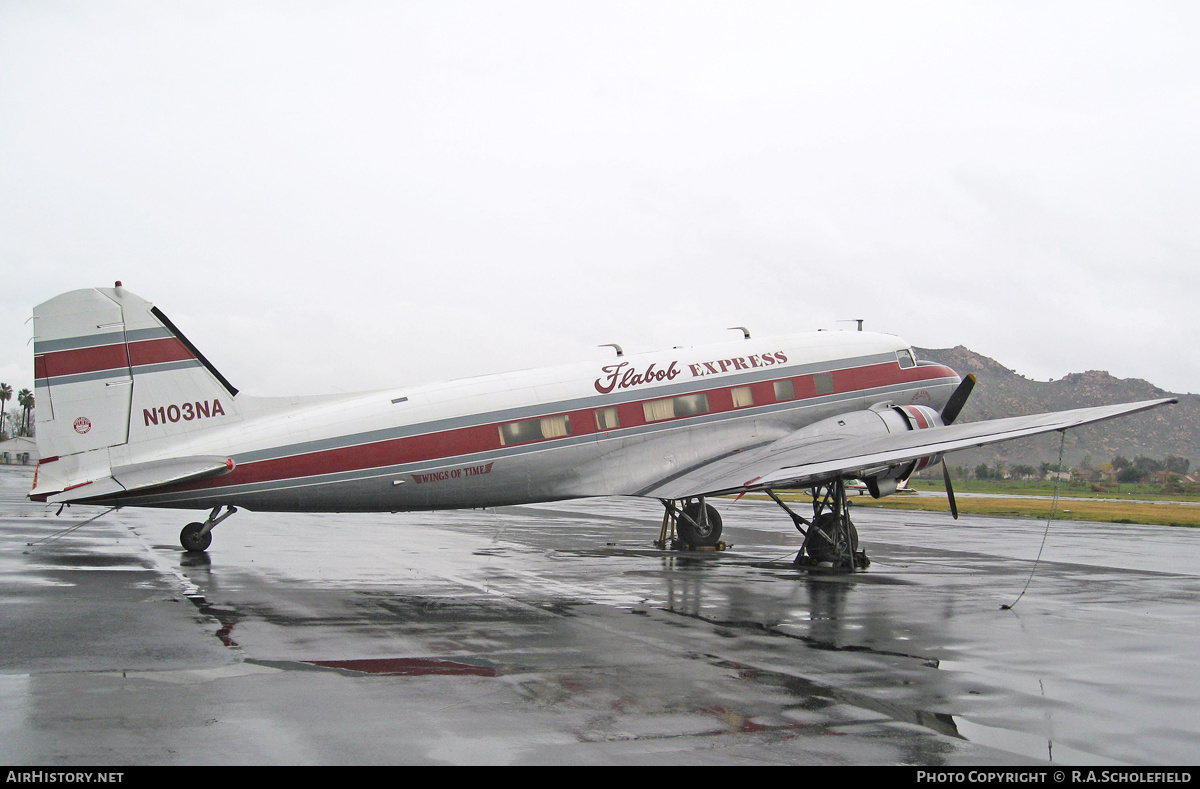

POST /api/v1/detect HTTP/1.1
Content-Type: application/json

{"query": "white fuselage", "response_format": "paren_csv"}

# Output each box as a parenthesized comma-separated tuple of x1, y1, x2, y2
(100, 331, 960, 512)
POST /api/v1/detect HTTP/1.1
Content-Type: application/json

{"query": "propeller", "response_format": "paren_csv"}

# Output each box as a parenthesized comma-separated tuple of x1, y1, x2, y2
(938, 374, 976, 519)
(942, 462, 959, 519)
(940, 373, 975, 426)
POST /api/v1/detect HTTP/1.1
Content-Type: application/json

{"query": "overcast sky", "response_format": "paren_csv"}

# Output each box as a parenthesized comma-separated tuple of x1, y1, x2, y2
(2, 1, 1198, 400)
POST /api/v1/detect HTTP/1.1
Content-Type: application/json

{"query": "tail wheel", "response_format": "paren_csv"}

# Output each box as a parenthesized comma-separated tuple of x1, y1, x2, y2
(678, 502, 723, 547)
(180, 522, 212, 553)
(805, 512, 858, 563)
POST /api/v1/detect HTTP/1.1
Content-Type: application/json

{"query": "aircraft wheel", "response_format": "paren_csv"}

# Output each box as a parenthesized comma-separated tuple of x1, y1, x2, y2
(805, 513, 858, 563)
(180, 522, 212, 553)
(678, 502, 723, 547)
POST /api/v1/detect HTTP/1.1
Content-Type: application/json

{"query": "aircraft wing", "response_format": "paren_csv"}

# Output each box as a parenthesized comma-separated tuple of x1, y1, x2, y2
(640, 398, 1178, 500)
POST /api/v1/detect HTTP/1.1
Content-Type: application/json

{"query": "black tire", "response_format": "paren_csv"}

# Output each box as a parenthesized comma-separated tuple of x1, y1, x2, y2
(180, 522, 212, 553)
(804, 513, 858, 563)
(677, 502, 723, 547)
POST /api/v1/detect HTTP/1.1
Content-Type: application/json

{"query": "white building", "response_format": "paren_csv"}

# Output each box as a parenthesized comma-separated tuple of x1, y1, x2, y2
(0, 436, 38, 465)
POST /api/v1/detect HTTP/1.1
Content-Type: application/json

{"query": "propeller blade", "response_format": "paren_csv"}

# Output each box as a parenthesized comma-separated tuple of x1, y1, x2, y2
(940, 373, 976, 426)
(942, 461, 959, 520)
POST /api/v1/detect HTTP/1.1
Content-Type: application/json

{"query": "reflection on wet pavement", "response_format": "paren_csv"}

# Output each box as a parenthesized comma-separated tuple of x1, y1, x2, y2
(2, 466, 1198, 764)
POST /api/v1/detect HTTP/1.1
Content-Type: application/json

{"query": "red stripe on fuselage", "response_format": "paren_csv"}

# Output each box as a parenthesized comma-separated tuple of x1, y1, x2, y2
(156, 361, 959, 497)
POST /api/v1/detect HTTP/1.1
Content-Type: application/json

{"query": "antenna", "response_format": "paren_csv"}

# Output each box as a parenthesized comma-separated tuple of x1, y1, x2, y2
(838, 319, 864, 331)
(598, 343, 624, 357)
(727, 326, 751, 339)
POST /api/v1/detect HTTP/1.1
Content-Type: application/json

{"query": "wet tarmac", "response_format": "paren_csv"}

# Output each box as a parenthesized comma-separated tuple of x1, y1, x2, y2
(1, 465, 1197, 765)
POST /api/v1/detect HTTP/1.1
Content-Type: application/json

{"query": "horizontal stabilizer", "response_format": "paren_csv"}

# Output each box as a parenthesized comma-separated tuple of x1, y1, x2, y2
(46, 456, 234, 504)
(46, 477, 126, 505)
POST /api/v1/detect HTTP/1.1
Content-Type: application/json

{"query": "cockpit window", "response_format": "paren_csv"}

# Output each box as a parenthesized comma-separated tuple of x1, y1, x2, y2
(896, 349, 916, 369)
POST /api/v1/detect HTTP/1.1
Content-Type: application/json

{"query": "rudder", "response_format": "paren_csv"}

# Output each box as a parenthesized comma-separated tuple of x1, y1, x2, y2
(32, 284, 241, 497)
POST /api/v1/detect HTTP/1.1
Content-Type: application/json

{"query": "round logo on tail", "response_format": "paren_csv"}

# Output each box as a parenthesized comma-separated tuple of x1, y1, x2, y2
(73, 417, 92, 434)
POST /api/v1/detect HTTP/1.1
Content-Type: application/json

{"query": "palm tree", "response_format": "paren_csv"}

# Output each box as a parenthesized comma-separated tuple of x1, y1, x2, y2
(0, 383, 10, 440)
(17, 389, 33, 436)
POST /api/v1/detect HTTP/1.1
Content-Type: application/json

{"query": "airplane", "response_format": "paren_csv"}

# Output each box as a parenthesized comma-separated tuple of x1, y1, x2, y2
(29, 283, 1177, 570)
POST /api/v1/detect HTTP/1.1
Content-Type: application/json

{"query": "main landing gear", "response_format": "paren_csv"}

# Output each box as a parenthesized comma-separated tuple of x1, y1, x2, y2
(765, 478, 869, 571)
(656, 482, 867, 569)
(657, 497, 725, 550)
(180, 505, 237, 552)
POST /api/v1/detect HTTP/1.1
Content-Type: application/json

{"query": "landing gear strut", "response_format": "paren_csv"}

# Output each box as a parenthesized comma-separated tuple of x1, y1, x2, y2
(765, 479, 869, 571)
(657, 497, 725, 550)
(180, 505, 237, 553)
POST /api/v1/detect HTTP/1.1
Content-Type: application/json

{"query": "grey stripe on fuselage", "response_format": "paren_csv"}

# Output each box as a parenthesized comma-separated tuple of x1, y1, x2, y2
(115, 373, 958, 507)
(231, 353, 907, 466)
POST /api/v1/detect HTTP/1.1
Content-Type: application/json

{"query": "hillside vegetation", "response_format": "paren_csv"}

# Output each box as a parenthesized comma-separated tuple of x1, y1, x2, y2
(914, 346, 1200, 469)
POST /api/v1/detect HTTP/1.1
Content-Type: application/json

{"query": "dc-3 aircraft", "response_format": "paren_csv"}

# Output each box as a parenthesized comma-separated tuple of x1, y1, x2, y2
(30, 284, 1177, 570)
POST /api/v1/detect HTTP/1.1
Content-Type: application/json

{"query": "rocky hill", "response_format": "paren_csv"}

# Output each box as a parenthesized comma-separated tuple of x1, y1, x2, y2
(914, 346, 1200, 470)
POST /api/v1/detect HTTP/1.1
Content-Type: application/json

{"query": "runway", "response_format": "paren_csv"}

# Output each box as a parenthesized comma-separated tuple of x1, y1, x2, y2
(1, 464, 1197, 765)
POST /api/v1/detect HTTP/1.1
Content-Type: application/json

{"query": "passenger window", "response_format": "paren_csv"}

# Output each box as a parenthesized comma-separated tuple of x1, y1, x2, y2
(499, 415, 571, 445)
(814, 373, 835, 395)
(731, 386, 754, 408)
(643, 393, 710, 423)
(672, 393, 709, 417)
(773, 380, 795, 401)
(595, 407, 620, 430)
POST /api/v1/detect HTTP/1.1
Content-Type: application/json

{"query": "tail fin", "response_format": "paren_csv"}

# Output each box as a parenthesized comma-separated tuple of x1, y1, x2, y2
(32, 284, 241, 498)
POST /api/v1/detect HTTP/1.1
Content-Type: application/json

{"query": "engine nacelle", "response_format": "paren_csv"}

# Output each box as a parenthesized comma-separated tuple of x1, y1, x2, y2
(765, 402, 947, 498)
(858, 403, 945, 498)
